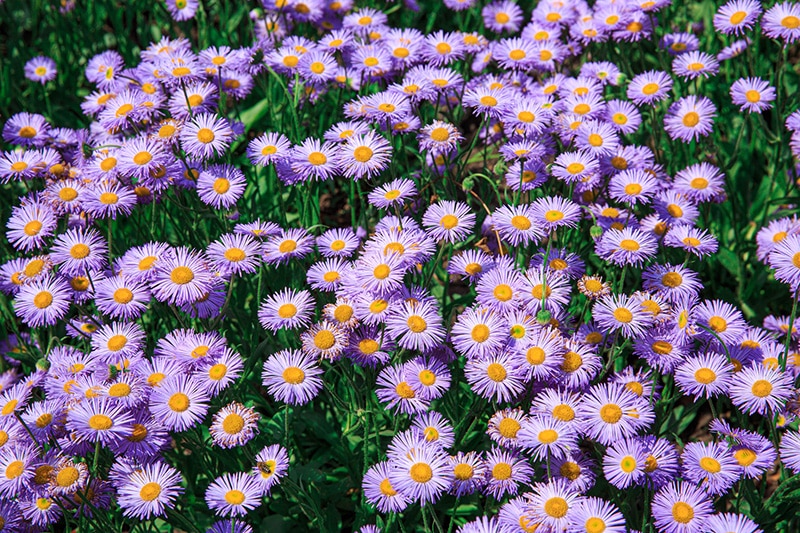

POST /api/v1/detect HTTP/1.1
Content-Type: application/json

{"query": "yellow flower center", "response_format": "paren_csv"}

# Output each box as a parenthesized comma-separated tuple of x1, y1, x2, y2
(88, 414, 113, 430)
(313, 330, 336, 350)
(170, 266, 194, 285)
(486, 363, 507, 382)
(599, 404, 622, 423)
(168, 392, 190, 412)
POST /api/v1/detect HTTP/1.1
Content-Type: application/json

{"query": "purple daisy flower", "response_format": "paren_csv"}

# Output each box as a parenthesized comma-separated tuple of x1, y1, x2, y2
(205, 472, 262, 517)
(674, 352, 734, 400)
(681, 441, 741, 496)
(729, 364, 794, 415)
(253, 444, 289, 494)
(24, 56, 57, 84)
(763, 2, 800, 42)
(197, 164, 247, 209)
(117, 460, 183, 519)
(148, 376, 209, 432)
(151, 247, 214, 306)
(261, 349, 323, 405)
(363, 461, 409, 513)
(731, 77, 776, 113)
(181, 113, 234, 159)
(714, 0, 762, 35)
(388, 444, 452, 505)
(14, 276, 71, 327)
(664, 96, 716, 143)
(578, 382, 654, 446)
(651, 481, 714, 533)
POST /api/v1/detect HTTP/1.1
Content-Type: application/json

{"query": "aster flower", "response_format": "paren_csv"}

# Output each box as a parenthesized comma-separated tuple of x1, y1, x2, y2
(763, 2, 800, 42)
(518, 416, 579, 460)
(552, 150, 599, 184)
(571, 497, 627, 533)
(94, 275, 151, 320)
(117, 460, 183, 519)
(338, 131, 392, 180)
(674, 352, 734, 400)
(664, 225, 719, 257)
(731, 77, 776, 113)
(67, 398, 134, 445)
(14, 276, 71, 328)
(493, 204, 544, 246)
(729, 364, 794, 415)
(210, 403, 259, 449)
(596, 227, 658, 267)
(682, 441, 742, 496)
(714, 0, 762, 34)
(118, 136, 168, 181)
(301, 321, 348, 360)
(262, 349, 323, 405)
(149, 376, 209, 432)
(25, 56, 57, 84)
(51, 227, 108, 276)
(422, 201, 476, 243)
(465, 351, 526, 403)
(482, 0, 524, 33)
(3, 112, 50, 147)
(385, 300, 446, 352)
(627, 71, 673, 105)
(593, 293, 655, 339)
(483, 448, 533, 500)
(388, 444, 452, 505)
(673, 51, 719, 80)
(376, 364, 430, 415)
(527, 479, 582, 530)
(253, 444, 289, 494)
(404, 356, 452, 401)
(664, 96, 716, 143)
(6, 202, 57, 252)
(258, 289, 314, 332)
(151, 247, 214, 306)
(363, 461, 409, 513)
(264, 228, 315, 265)
(579, 382, 654, 445)
(651, 481, 714, 533)
(206, 472, 262, 517)
(248, 132, 292, 166)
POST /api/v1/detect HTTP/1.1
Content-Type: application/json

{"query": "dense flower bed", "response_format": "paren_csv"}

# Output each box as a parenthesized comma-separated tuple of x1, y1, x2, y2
(2, 0, 800, 531)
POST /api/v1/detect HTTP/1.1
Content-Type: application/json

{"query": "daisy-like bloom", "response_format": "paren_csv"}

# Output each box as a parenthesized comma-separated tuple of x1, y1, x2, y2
(651, 481, 714, 533)
(338, 131, 392, 180)
(180, 113, 233, 159)
(376, 364, 430, 415)
(6, 202, 57, 252)
(579, 382, 654, 446)
(210, 402, 259, 449)
(67, 398, 134, 445)
(571, 497, 626, 533)
(24, 56, 57, 84)
(412, 411, 455, 450)
(576, 120, 620, 157)
(0, 150, 43, 182)
(673, 163, 725, 203)
(367, 178, 417, 210)
(289, 138, 339, 182)
(262, 349, 323, 405)
(673, 51, 719, 80)
(593, 293, 655, 339)
(116, 460, 183, 519)
(661, 32, 700, 55)
(465, 351, 526, 403)
(388, 444, 452, 505)
(609, 169, 659, 205)
(404, 356, 452, 401)
(718, 39, 751, 61)
(529, 196, 581, 235)
(576, 275, 611, 300)
(264, 228, 315, 266)
(207, 233, 261, 276)
(14, 276, 71, 328)
(492, 204, 544, 247)
(248, 132, 292, 166)
(197, 164, 246, 209)
(151, 247, 213, 306)
(316, 228, 360, 258)
(94, 275, 151, 320)
(193, 348, 243, 397)
(385, 300, 446, 352)
(527, 479, 582, 530)
(653, 190, 701, 227)
(627, 71, 673, 105)
(729, 363, 794, 415)
(149, 376, 209, 432)
(0, 445, 36, 497)
(117, 241, 174, 282)
(781, 431, 800, 474)
(602, 437, 648, 490)
(301, 321, 348, 360)
(714, 0, 762, 34)
(50, 227, 108, 276)
(363, 461, 409, 513)
(694, 299, 747, 344)
(769, 234, 800, 291)
(118, 136, 168, 181)
(487, 408, 527, 449)
(418, 120, 464, 154)
(605, 99, 642, 135)
(664, 225, 719, 257)
(664, 96, 716, 143)
(447, 451, 486, 498)
(518, 416, 579, 460)
(483, 448, 533, 500)
(258, 289, 314, 332)
(307, 257, 352, 292)
(422, 201, 476, 243)
(206, 472, 262, 517)
(682, 441, 741, 496)
(84, 181, 138, 220)
(3, 112, 49, 148)
(422, 30, 465, 66)
(552, 150, 599, 184)
(451, 307, 506, 359)
(482, 0, 524, 33)
(674, 352, 734, 400)
(253, 444, 289, 495)
(731, 77, 776, 113)
(764, 2, 800, 42)
(596, 227, 658, 267)
(705, 513, 763, 533)
(448, 250, 495, 281)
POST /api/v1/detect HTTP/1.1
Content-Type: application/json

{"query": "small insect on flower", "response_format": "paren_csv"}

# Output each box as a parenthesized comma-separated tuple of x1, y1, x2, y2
(253, 444, 289, 494)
